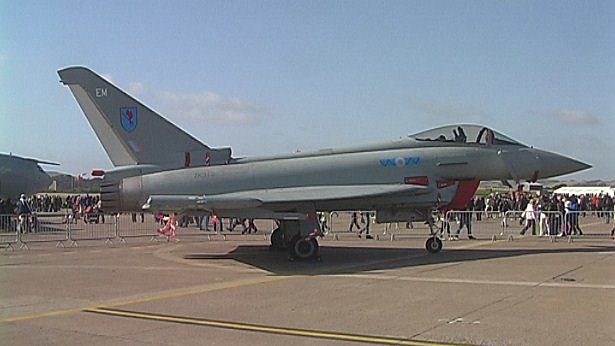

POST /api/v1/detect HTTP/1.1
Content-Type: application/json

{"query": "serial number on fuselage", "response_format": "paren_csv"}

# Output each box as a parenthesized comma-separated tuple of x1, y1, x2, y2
(193, 171, 215, 179)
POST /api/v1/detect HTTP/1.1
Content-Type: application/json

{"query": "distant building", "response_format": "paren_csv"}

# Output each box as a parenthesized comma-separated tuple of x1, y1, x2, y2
(553, 186, 614, 197)
(48, 172, 101, 193)
(519, 182, 543, 193)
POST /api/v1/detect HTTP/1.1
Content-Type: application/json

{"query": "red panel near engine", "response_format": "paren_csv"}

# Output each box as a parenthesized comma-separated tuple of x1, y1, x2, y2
(404, 176, 429, 186)
(441, 179, 480, 211)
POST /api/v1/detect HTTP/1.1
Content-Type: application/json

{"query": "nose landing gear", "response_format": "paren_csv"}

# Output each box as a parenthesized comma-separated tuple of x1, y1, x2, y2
(425, 236, 443, 253)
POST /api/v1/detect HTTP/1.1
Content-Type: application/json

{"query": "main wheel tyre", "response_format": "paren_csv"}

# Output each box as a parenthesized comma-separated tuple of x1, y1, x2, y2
(425, 236, 443, 253)
(270, 228, 288, 250)
(290, 235, 319, 261)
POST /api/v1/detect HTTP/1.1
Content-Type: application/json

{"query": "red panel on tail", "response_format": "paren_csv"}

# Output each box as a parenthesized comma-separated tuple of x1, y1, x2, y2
(184, 152, 191, 167)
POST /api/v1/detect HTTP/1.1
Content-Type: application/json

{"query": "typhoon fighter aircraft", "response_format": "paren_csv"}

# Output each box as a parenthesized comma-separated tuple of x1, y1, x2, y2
(0, 153, 57, 199)
(58, 66, 591, 260)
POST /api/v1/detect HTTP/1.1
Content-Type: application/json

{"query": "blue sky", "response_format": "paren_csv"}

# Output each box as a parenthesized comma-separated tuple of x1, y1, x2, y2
(1, 1, 613, 180)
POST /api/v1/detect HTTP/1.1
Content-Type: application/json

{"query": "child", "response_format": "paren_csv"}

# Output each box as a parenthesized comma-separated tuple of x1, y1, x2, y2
(157, 212, 178, 241)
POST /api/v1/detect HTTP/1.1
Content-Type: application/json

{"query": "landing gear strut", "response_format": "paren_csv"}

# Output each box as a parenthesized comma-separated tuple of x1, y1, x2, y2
(425, 211, 442, 253)
(271, 212, 322, 261)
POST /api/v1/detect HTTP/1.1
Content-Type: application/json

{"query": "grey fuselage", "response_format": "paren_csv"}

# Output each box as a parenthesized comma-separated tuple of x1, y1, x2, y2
(109, 136, 588, 216)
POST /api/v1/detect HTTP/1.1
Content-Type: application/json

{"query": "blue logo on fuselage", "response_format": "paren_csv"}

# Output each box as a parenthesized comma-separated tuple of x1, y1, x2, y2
(379, 156, 421, 167)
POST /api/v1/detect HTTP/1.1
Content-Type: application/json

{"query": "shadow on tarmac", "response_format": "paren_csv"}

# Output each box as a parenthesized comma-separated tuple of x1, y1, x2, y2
(184, 243, 615, 275)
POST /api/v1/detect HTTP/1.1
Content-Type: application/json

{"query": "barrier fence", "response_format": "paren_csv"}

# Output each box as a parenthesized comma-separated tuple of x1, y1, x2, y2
(563, 211, 614, 237)
(69, 214, 117, 245)
(0, 213, 277, 249)
(0, 209, 613, 250)
(0, 214, 19, 249)
(19, 212, 70, 248)
(326, 210, 614, 241)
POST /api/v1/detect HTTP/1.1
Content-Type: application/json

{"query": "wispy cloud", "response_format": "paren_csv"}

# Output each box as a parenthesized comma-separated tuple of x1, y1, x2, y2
(549, 109, 600, 125)
(126, 81, 146, 95)
(100, 73, 114, 83)
(157, 90, 264, 125)
(122, 81, 264, 126)
(407, 97, 489, 123)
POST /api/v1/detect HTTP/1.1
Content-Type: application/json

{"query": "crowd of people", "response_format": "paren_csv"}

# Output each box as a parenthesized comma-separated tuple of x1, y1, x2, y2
(0, 194, 103, 215)
(0, 194, 105, 231)
(2, 190, 614, 238)
(447, 191, 614, 238)
(335, 191, 614, 240)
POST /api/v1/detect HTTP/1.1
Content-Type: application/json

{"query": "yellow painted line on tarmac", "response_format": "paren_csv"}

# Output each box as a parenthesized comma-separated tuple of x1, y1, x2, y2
(330, 272, 615, 290)
(100, 275, 290, 307)
(452, 239, 493, 250)
(0, 275, 290, 323)
(0, 306, 91, 324)
(86, 307, 466, 346)
(438, 239, 493, 250)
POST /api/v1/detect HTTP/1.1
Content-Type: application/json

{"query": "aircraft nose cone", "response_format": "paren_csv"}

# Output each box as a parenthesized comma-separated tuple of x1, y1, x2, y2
(537, 150, 591, 178)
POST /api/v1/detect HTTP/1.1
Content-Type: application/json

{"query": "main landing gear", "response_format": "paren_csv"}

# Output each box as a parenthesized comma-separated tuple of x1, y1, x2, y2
(289, 234, 319, 261)
(269, 228, 289, 251)
(269, 219, 322, 261)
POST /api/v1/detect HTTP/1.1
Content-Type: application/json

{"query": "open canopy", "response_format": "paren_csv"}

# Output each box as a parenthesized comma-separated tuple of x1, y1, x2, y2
(410, 124, 525, 146)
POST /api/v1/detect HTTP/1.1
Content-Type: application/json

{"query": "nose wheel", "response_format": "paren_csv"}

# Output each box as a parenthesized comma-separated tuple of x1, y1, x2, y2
(425, 236, 442, 253)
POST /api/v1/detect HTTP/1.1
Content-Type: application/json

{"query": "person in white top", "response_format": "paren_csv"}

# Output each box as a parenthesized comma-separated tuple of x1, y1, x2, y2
(520, 199, 537, 235)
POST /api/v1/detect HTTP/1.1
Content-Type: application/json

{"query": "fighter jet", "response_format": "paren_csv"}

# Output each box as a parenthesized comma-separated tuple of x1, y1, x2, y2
(0, 153, 57, 199)
(58, 66, 591, 259)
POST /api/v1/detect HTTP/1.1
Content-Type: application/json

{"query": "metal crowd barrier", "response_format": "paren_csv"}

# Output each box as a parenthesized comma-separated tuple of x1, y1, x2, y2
(324, 210, 599, 243)
(115, 214, 275, 242)
(327, 211, 383, 238)
(0, 214, 19, 250)
(173, 217, 276, 242)
(0, 213, 71, 249)
(19, 212, 70, 248)
(2, 209, 612, 250)
(563, 211, 614, 238)
(69, 213, 118, 246)
(444, 210, 505, 240)
(502, 210, 565, 241)
(116, 213, 159, 242)
(325, 211, 362, 234)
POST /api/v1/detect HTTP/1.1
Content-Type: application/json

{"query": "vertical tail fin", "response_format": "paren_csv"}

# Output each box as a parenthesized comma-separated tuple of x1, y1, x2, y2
(58, 66, 231, 169)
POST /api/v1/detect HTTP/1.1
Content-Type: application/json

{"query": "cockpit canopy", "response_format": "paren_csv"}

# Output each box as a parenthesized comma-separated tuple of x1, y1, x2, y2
(410, 124, 525, 146)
